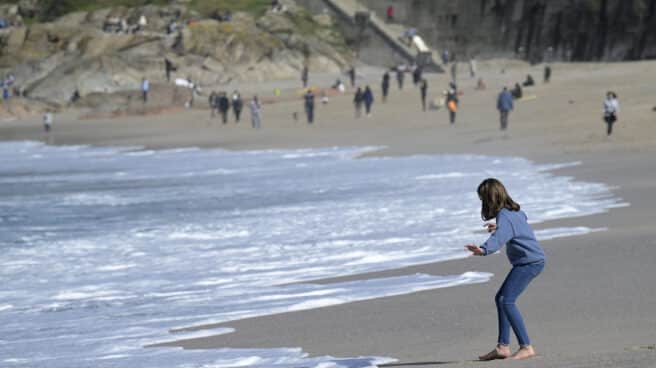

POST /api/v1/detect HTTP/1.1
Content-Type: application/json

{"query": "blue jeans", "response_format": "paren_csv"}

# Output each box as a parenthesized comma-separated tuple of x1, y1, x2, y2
(496, 261, 544, 347)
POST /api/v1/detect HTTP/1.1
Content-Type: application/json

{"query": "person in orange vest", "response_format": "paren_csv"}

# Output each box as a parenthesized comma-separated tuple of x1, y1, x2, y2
(446, 84, 458, 124)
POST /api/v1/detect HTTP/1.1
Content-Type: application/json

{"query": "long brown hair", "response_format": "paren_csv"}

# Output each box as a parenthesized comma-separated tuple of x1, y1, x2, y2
(477, 178, 520, 221)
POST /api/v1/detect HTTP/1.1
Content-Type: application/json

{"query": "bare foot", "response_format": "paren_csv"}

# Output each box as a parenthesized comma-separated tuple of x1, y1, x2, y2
(478, 345, 511, 361)
(511, 345, 537, 360)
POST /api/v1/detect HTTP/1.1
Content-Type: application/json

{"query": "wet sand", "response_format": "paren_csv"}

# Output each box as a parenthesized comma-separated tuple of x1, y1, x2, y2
(3, 60, 656, 366)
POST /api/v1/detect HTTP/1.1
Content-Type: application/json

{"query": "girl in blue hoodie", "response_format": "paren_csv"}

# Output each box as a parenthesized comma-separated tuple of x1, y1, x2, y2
(466, 178, 546, 361)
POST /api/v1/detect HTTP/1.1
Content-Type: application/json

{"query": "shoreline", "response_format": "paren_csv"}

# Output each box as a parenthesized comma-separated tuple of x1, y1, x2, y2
(3, 60, 656, 366)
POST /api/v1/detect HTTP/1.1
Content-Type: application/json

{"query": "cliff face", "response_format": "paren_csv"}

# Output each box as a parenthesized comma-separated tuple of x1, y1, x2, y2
(0, 1, 351, 108)
(361, 0, 656, 62)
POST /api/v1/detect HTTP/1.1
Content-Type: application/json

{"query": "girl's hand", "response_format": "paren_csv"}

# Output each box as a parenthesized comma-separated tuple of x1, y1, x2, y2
(465, 244, 484, 256)
(484, 223, 496, 233)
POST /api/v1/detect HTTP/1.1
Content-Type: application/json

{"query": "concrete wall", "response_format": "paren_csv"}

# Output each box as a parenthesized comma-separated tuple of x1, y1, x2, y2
(296, 0, 414, 68)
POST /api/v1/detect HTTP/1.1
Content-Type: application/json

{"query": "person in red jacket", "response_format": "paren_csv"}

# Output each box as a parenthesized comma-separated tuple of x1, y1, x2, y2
(386, 5, 394, 22)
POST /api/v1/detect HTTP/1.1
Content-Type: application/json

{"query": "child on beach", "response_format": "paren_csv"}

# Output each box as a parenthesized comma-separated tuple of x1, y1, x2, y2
(465, 178, 546, 361)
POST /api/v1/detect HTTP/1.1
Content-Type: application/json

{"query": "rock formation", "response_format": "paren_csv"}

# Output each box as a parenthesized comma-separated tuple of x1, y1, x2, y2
(0, 0, 352, 111)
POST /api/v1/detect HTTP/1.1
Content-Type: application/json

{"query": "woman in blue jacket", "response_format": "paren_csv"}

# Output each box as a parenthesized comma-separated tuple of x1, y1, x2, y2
(466, 178, 546, 361)
(363, 86, 374, 117)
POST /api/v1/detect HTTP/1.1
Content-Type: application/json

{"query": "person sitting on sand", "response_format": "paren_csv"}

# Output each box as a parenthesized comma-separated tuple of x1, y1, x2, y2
(466, 178, 546, 361)
(522, 74, 535, 87)
(511, 83, 522, 99)
(331, 79, 345, 93)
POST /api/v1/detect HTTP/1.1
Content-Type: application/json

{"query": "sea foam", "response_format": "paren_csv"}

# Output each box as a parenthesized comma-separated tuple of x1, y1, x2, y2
(0, 142, 625, 368)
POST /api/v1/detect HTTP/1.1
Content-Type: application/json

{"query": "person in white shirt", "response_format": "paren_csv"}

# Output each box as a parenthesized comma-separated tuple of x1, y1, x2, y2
(603, 91, 619, 136)
(43, 112, 53, 132)
(141, 78, 149, 103)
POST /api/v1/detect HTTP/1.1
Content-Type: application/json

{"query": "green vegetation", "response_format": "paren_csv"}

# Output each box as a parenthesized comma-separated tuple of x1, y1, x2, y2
(0, 0, 270, 21)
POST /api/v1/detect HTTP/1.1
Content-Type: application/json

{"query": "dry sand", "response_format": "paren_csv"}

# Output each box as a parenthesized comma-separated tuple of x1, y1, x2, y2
(3, 60, 656, 367)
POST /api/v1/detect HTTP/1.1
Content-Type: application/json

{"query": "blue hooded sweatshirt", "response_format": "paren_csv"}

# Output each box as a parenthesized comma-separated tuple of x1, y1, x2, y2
(497, 90, 514, 112)
(480, 208, 545, 266)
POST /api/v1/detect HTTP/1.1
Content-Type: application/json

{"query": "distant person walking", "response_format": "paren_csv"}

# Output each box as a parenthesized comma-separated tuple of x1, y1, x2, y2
(396, 65, 404, 90)
(304, 89, 315, 124)
(42, 112, 53, 132)
(208, 91, 217, 118)
(2, 84, 9, 103)
(465, 178, 546, 361)
(543, 65, 551, 83)
(218, 92, 230, 124)
(353, 87, 364, 118)
(141, 77, 149, 103)
(381, 71, 390, 102)
(249, 96, 261, 129)
(450, 62, 457, 83)
(441, 48, 449, 64)
(469, 58, 477, 78)
(348, 66, 356, 87)
(412, 65, 423, 85)
(232, 90, 243, 123)
(386, 5, 394, 22)
(363, 86, 374, 117)
(497, 87, 514, 130)
(164, 58, 175, 82)
(420, 79, 428, 111)
(446, 86, 458, 124)
(301, 65, 309, 88)
(603, 91, 619, 136)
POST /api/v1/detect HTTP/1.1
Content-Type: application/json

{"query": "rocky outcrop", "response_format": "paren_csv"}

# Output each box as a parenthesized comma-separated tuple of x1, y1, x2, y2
(0, 0, 352, 110)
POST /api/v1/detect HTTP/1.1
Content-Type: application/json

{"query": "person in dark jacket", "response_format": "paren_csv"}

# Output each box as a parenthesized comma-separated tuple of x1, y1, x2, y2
(363, 85, 374, 117)
(354, 87, 364, 118)
(497, 86, 514, 130)
(412, 65, 423, 85)
(543, 65, 551, 83)
(218, 92, 230, 124)
(231, 90, 243, 123)
(420, 79, 428, 111)
(301, 65, 309, 88)
(348, 66, 356, 87)
(381, 71, 390, 103)
(396, 65, 404, 90)
(304, 89, 315, 124)
(511, 83, 523, 99)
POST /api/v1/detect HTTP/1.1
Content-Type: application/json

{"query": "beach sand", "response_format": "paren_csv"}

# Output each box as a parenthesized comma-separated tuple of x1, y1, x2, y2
(3, 60, 656, 367)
